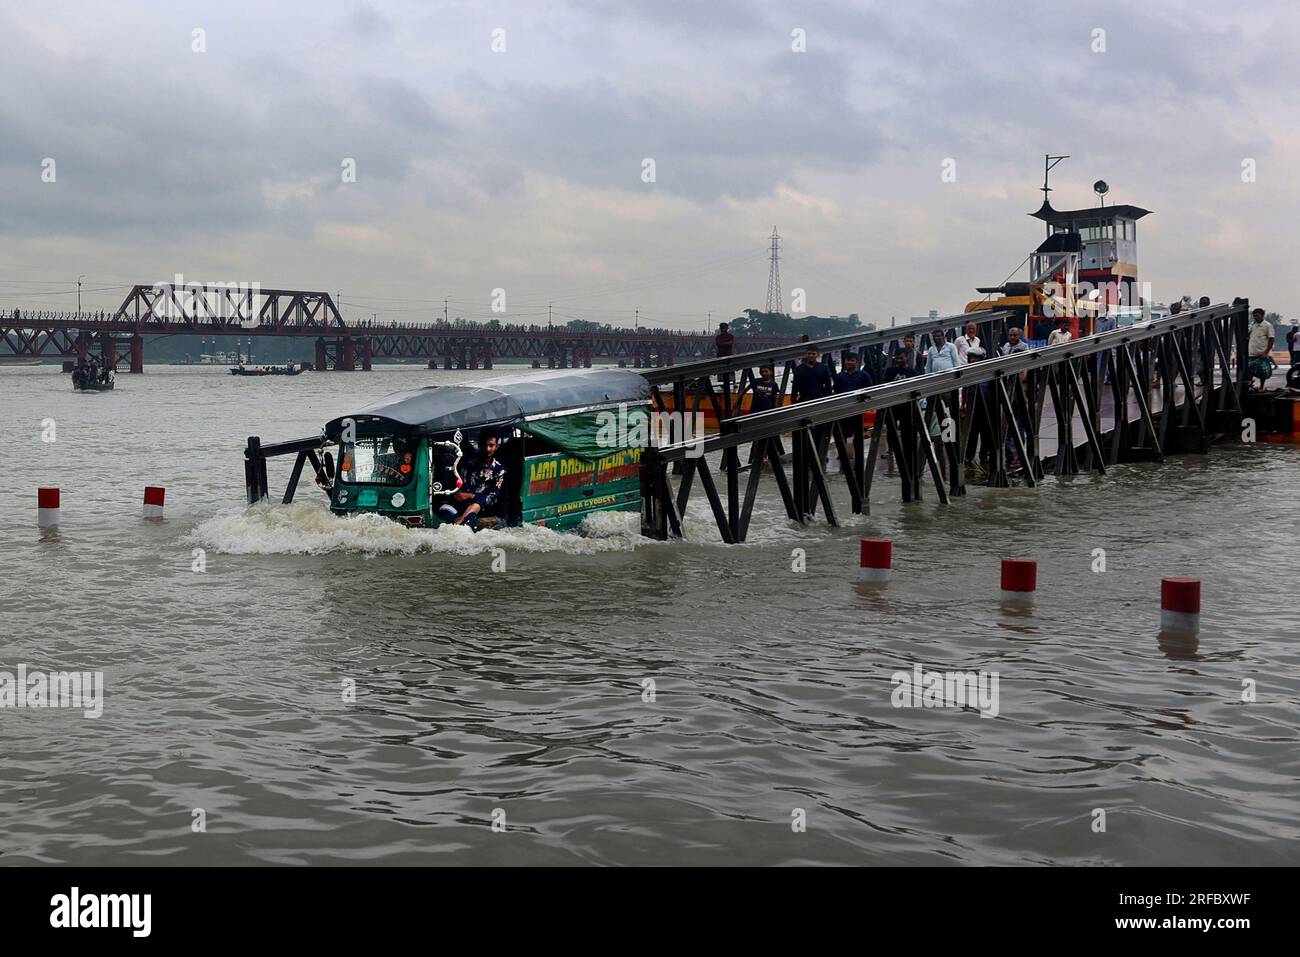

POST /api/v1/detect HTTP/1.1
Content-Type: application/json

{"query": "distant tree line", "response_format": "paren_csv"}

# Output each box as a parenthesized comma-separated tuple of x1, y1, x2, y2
(729, 310, 871, 338)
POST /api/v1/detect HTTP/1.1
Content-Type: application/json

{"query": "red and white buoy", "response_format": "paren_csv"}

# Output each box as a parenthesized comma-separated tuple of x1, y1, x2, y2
(38, 487, 61, 528)
(1000, 559, 1037, 605)
(143, 485, 166, 519)
(859, 539, 892, 583)
(1160, 578, 1201, 634)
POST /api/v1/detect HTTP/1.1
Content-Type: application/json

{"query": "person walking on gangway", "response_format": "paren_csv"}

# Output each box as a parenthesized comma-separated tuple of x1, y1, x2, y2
(923, 329, 961, 460)
(792, 348, 833, 403)
(747, 365, 785, 459)
(954, 321, 984, 364)
(1247, 307, 1275, 391)
(999, 328, 1032, 473)
(831, 353, 873, 471)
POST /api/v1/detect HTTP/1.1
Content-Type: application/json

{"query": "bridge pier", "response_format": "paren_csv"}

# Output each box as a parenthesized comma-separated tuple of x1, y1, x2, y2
(359, 337, 372, 371)
(341, 336, 356, 371)
(443, 355, 453, 370)
(316, 338, 327, 372)
(129, 334, 143, 373)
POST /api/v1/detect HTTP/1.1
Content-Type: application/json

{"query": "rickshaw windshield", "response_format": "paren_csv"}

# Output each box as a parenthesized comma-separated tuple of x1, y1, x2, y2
(340, 436, 417, 485)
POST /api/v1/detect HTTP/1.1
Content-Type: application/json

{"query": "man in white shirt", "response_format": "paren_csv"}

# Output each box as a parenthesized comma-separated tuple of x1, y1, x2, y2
(998, 327, 1032, 469)
(954, 321, 984, 364)
(925, 329, 962, 373)
(1047, 319, 1072, 346)
(1248, 308, 1275, 358)
(999, 326, 1031, 356)
(1246, 307, 1275, 389)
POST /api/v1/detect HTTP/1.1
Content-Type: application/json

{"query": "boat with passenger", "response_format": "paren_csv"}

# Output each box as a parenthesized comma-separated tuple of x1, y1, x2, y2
(231, 361, 302, 376)
(72, 364, 114, 391)
(242, 368, 650, 530)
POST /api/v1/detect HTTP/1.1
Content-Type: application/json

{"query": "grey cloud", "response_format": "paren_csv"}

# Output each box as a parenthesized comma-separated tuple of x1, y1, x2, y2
(571, 0, 770, 36)
(0, 1, 1296, 322)
(345, 2, 395, 42)
(0, 12, 450, 239)
(475, 48, 885, 200)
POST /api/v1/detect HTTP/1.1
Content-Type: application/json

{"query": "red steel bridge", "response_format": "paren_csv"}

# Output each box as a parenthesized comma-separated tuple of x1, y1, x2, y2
(1, 283, 789, 371)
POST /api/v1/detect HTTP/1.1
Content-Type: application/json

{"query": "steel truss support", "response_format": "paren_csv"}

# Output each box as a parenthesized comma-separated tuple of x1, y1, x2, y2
(642, 302, 1249, 542)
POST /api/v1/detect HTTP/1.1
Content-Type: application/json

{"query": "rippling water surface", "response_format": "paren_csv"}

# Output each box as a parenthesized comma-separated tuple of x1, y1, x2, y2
(2, 365, 1297, 865)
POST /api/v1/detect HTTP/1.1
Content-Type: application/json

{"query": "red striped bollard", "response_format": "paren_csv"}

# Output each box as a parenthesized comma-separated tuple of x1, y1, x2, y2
(38, 487, 61, 528)
(1000, 559, 1037, 606)
(143, 486, 166, 519)
(859, 539, 892, 583)
(1160, 578, 1201, 634)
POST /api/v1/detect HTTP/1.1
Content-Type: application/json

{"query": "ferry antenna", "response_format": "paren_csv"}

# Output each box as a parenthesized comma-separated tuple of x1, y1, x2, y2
(1041, 154, 1069, 237)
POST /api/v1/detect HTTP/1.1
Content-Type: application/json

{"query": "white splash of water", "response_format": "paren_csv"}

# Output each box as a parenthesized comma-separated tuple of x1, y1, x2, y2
(185, 502, 663, 556)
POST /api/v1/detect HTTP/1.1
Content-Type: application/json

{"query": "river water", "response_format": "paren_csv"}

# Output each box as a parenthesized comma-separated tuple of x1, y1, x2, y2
(1, 364, 1297, 865)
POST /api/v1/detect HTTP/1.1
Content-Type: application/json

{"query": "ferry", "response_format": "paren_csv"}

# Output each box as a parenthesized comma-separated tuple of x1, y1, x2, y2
(243, 368, 649, 530)
(966, 162, 1151, 338)
(658, 160, 1162, 425)
(182, 351, 251, 366)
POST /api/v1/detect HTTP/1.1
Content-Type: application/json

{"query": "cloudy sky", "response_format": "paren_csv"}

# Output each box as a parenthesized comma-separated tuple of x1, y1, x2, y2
(2, 0, 1296, 329)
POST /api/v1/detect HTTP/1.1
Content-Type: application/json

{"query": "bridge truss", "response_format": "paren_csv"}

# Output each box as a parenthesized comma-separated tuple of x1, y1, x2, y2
(2, 283, 779, 369)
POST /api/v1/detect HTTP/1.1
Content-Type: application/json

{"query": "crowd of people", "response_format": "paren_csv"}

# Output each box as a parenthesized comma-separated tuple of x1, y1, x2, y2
(719, 303, 1287, 480)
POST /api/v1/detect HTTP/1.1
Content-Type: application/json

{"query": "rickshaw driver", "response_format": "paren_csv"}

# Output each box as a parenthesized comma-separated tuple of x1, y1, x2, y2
(437, 434, 507, 527)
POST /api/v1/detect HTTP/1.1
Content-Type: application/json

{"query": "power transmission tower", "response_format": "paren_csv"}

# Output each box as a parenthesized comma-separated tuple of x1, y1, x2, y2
(765, 227, 782, 315)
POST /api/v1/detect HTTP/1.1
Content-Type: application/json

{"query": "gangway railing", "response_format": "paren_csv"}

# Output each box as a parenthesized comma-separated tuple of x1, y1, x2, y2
(639, 301, 1250, 542)
(639, 308, 1015, 432)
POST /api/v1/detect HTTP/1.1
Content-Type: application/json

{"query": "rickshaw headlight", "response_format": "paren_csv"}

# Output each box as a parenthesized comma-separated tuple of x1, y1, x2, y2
(390, 492, 406, 508)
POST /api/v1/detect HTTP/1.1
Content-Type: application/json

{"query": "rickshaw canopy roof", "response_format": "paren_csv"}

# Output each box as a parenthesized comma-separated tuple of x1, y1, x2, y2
(324, 368, 652, 437)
